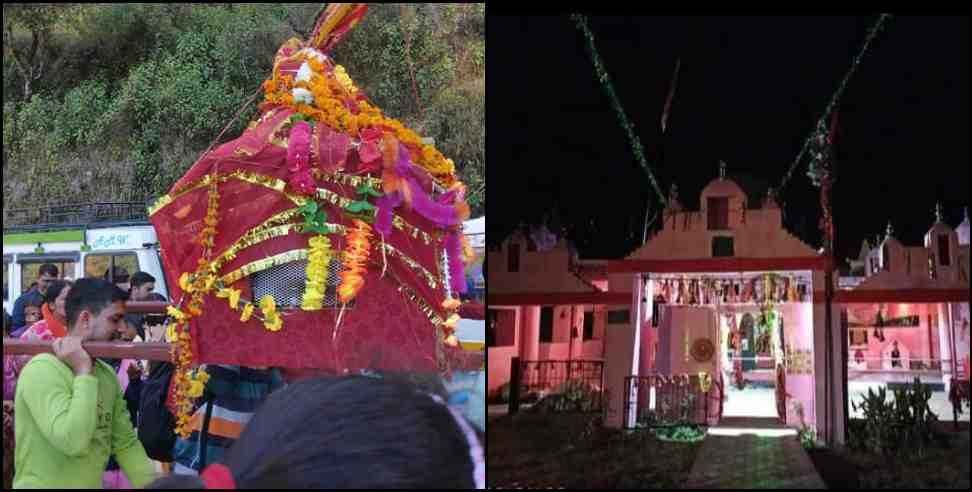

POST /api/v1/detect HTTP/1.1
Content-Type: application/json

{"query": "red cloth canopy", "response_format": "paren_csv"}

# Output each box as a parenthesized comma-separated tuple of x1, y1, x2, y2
(149, 4, 469, 374)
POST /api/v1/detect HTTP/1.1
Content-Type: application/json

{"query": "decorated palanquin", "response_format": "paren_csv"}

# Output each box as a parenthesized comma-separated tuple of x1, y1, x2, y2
(148, 4, 475, 436)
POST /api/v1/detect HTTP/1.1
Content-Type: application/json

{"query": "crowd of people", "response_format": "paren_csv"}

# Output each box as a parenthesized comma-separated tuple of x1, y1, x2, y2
(2, 265, 486, 489)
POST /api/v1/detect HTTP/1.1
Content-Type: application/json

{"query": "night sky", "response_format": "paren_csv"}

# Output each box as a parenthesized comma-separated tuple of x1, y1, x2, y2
(487, 15, 970, 266)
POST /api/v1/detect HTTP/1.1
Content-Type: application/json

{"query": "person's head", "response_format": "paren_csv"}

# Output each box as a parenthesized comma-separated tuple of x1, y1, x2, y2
(65, 278, 128, 342)
(24, 297, 44, 325)
(118, 314, 143, 341)
(44, 280, 72, 322)
(104, 266, 131, 292)
(129, 271, 156, 301)
(36, 263, 59, 295)
(146, 376, 484, 489)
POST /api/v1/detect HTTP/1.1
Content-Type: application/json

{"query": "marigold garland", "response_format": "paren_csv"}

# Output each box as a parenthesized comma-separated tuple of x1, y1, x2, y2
(442, 313, 461, 347)
(262, 51, 457, 187)
(170, 178, 225, 438)
(337, 219, 373, 303)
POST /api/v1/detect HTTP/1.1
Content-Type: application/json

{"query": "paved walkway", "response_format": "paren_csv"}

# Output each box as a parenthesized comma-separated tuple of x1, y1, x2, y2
(684, 418, 827, 489)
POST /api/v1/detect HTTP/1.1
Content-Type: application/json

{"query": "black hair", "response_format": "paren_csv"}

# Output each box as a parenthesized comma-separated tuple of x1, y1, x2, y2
(43, 280, 71, 307)
(65, 278, 128, 329)
(104, 266, 130, 284)
(124, 313, 145, 340)
(146, 376, 480, 489)
(38, 263, 59, 278)
(3, 310, 11, 336)
(24, 295, 45, 309)
(130, 271, 156, 289)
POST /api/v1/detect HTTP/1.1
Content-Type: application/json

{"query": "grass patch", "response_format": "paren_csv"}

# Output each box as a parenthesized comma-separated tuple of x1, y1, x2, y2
(487, 412, 703, 489)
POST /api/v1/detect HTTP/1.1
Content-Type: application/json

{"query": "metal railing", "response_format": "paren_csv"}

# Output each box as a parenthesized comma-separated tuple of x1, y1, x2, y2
(847, 355, 947, 371)
(508, 358, 604, 414)
(3, 202, 149, 230)
(623, 373, 724, 430)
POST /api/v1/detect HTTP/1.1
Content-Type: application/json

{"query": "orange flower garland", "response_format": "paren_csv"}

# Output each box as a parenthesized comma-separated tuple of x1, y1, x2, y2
(337, 219, 373, 303)
(261, 51, 458, 187)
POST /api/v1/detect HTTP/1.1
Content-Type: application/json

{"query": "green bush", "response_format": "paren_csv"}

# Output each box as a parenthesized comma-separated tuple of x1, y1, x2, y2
(652, 424, 706, 443)
(532, 379, 601, 413)
(849, 377, 941, 458)
(797, 425, 817, 450)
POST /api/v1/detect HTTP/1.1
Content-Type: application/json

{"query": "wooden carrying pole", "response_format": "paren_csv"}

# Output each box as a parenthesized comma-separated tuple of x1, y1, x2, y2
(3, 300, 485, 369)
(3, 338, 173, 361)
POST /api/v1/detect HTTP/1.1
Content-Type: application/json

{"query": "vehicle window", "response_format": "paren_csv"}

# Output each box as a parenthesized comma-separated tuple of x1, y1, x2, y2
(85, 253, 139, 283)
(21, 261, 77, 293)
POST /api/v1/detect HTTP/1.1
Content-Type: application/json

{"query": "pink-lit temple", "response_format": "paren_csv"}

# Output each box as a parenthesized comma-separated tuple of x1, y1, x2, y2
(489, 172, 970, 445)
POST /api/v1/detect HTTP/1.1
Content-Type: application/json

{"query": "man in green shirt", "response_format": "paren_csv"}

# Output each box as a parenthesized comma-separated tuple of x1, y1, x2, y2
(14, 278, 156, 488)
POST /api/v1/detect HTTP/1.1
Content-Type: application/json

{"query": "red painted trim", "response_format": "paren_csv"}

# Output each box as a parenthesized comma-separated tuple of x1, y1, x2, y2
(607, 256, 833, 273)
(816, 289, 971, 303)
(488, 292, 631, 306)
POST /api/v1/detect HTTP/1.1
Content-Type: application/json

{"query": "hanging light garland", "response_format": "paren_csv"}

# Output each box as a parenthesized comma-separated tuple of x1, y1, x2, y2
(778, 13, 892, 194)
(570, 14, 668, 209)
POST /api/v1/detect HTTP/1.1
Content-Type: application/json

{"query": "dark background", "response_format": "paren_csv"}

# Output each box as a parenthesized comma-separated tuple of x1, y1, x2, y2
(487, 15, 970, 266)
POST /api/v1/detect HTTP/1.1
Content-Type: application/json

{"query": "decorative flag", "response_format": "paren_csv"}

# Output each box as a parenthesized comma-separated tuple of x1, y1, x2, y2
(660, 58, 681, 135)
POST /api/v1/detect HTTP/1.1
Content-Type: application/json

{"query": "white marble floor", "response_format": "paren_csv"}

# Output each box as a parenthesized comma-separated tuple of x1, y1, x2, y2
(722, 386, 780, 418)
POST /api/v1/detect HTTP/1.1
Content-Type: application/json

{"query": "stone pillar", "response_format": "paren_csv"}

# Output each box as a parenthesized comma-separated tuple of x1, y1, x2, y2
(603, 274, 642, 429)
(812, 290, 846, 447)
(574, 305, 587, 359)
(521, 305, 540, 362)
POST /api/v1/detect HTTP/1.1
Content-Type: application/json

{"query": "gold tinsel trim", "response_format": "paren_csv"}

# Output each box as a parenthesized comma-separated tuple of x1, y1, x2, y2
(220, 249, 310, 285)
(149, 171, 431, 246)
(148, 194, 173, 216)
(392, 216, 432, 245)
(318, 172, 383, 190)
(397, 281, 446, 329)
(213, 224, 302, 266)
(315, 187, 352, 209)
(229, 170, 290, 194)
(381, 243, 438, 289)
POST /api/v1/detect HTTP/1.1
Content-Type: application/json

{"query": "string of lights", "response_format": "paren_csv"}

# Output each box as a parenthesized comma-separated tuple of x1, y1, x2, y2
(570, 13, 668, 209)
(778, 14, 892, 193)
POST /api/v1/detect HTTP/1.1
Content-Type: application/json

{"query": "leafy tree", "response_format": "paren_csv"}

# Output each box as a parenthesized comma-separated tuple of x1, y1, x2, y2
(2, 4, 485, 219)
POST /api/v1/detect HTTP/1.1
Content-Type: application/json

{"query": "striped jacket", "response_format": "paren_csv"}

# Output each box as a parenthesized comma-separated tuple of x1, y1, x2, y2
(172, 365, 284, 474)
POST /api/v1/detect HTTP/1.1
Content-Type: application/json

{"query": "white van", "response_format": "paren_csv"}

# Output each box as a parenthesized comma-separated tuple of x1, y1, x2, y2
(3, 223, 168, 315)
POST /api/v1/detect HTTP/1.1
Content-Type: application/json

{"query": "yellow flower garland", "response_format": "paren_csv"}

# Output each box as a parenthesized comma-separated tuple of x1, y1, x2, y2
(301, 235, 332, 311)
(240, 303, 255, 322)
(216, 287, 242, 310)
(259, 295, 282, 332)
